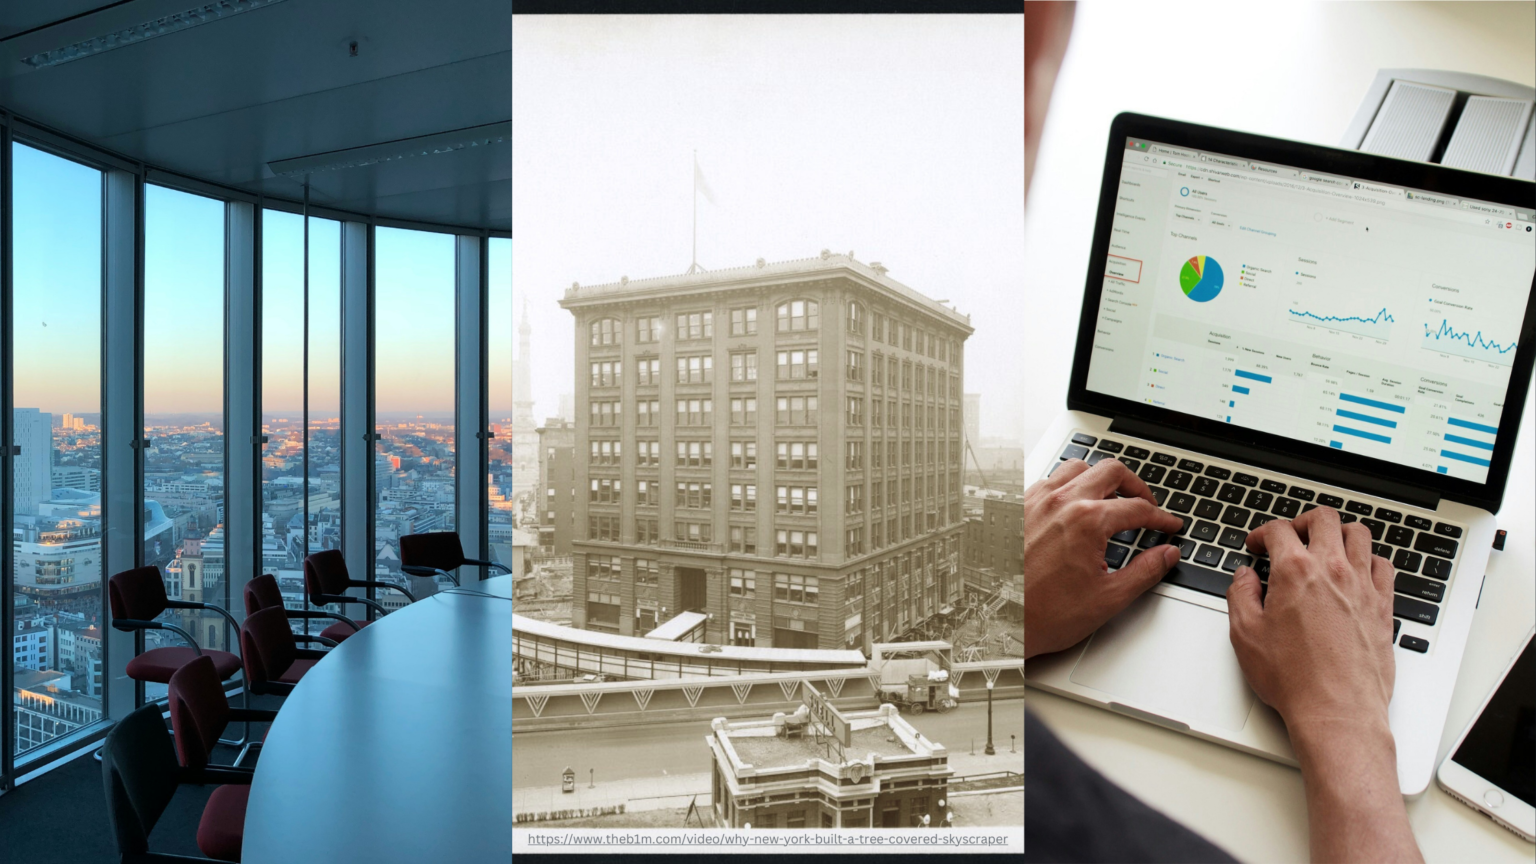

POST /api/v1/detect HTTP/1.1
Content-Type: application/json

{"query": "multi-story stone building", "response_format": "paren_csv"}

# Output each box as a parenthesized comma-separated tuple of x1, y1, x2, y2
(560, 252, 972, 651)
(963, 493, 1023, 577)
(536, 418, 576, 556)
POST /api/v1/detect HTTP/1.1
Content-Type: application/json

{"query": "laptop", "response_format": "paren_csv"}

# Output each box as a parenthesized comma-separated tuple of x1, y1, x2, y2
(1024, 113, 1536, 795)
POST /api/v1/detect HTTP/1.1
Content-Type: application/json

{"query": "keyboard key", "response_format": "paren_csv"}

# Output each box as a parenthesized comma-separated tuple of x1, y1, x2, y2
(1138, 530, 1169, 549)
(1048, 462, 1068, 477)
(1104, 543, 1130, 569)
(1249, 513, 1276, 531)
(1395, 573, 1444, 602)
(1138, 463, 1167, 485)
(1061, 444, 1089, 461)
(1161, 560, 1233, 598)
(1072, 433, 1097, 446)
(1405, 515, 1432, 531)
(1399, 635, 1429, 653)
(1413, 533, 1458, 559)
(1288, 486, 1316, 502)
(1393, 595, 1439, 627)
(1339, 513, 1357, 524)
(1392, 549, 1422, 573)
(1151, 452, 1177, 466)
(1111, 528, 1139, 543)
(1421, 556, 1453, 580)
(1125, 446, 1151, 460)
(1272, 497, 1301, 519)
(1218, 526, 1248, 549)
(1345, 501, 1374, 516)
(1118, 457, 1142, 473)
(1190, 520, 1220, 543)
(1173, 515, 1193, 536)
(1194, 544, 1225, 567)
(1372, 542, 1392, 559)
(1177, 537, 1197, 560)
(1177, 459, 1204, 472)
(1373, 508, 1402, 524)
(1244, 490, 1274, 511)
(1433, 522, 1462, 539)
(1221, 551, 1253, 572)
(1302, 503, 1318, 513)
(1253, 558, 1271, 581)
(1204, 466, 1232, 480)
(1393, 618, 1401, 640)
(1087, 450, 1114, 466)
(1098, 440, 1124, 453)
(1260, 479, 1288, 494)
(1233, 472, 1259, 487)
(1217, 483, 1246, 504)
(1167, 492, 1196, 514)
(1191, 477, 1220, 498)
(1194, 499, 1223, 520)
(1221, 506, 1252, 528)
(1385, 525, 1415, 547)
(1150, 487, 1168, 507)
(1359, 518, 1385, 541)
(1318, 494, 1344, 508)
(1164, 471, 1192, 491)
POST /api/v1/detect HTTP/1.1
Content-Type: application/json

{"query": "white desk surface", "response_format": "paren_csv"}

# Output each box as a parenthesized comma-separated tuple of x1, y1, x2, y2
(1024, 3, 1536, 861)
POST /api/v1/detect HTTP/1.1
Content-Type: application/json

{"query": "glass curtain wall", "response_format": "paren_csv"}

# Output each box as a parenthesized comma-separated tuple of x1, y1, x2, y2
(10, 144, 104, 758)
(374, 227, 456, 600)
(142, 185, 226, 701)
(261, 210, 341, 634)
(487, 238, 513, 568)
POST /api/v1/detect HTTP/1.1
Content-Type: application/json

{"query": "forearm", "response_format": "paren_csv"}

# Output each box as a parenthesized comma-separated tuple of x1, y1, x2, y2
(1289, 716, 1423, 864)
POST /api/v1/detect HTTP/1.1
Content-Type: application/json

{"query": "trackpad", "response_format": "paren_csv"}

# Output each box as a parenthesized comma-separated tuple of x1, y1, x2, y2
(1069, 593, 1256, 732)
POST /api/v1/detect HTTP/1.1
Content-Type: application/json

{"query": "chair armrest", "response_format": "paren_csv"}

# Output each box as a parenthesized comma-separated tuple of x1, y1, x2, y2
(463, 558, 513, 576)
(226, 708, 279, 723)
(352, 579, 416, 603)
(399, 565, 442, 578)
(191, 766, 255, 786)
(318, 593, 388, 619)
(111, 618, 163, 632)
(253, 680, 295, 697)
(294, 648, 329, 660)
(167, 599, 240, 637)
(295, 634, 339, 648)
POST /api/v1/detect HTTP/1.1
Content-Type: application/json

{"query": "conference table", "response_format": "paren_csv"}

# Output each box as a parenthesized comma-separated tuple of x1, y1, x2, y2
(242, 575, 512, 863)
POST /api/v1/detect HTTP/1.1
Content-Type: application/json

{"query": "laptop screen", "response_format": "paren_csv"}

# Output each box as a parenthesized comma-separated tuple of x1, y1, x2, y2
(1086, 136, 1536, 485)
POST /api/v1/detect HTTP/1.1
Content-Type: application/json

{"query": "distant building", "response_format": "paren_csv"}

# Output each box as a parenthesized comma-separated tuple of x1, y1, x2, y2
(537, 418, 576, 556)
(966, 445, 1025, 496)
(561, 252, 972, 650)
(51, 466, 101, 492)
(964, 493, 1023, 577)
(707, 701, 951, 828)
(511, 298, 540, 497)
(963, 393, 980, 447)
(13, 668, 102, 754)
(14, 408, 53, 516)
(558, 393, 575, 424)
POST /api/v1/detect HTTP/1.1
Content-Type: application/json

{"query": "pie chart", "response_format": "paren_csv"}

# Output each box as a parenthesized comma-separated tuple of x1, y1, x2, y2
(1179, 255, 1224, 303)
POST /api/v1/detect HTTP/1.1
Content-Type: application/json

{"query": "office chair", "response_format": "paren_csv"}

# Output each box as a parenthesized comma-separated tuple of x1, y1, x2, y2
(101, 702, 251, 863)
(168, 655, 278, 775)
(242, 573, 357, 646)
(239, 607, 329, 698)
(399, 531, 512, 587)
(302, 549, 414, 630)
(108, 566, 248, 746)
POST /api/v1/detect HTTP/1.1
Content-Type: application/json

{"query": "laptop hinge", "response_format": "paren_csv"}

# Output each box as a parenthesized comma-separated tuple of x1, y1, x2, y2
(1109, 416, 1441, 511)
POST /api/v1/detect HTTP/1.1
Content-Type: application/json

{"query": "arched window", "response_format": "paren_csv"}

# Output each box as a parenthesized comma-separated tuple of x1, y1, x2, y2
(589, 317, 621, 347)
(775, 299, 819, 332)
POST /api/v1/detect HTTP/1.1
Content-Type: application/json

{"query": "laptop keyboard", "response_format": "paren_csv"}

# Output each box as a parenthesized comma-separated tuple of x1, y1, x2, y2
(1052, 431, 1464, 655)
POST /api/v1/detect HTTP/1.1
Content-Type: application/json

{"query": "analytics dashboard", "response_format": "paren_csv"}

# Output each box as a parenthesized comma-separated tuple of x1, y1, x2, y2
(1087, 137, 1536, 485)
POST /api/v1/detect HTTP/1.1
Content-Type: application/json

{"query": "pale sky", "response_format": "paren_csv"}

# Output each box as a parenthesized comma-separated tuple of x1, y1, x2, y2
(512, 14, 1024, 441)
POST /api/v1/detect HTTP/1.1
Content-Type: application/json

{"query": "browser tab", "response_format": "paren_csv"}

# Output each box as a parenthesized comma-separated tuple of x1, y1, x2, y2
(1150, 145, 1198, 159)
(1404, 190, 1459, 208)
(1300, 172, 1351, 189)
(1247, 161, 1299, 178)
(1461, 200, 1515, 218)
(1199, 153, 1247, 170)
(1350, 181, 1404, 198)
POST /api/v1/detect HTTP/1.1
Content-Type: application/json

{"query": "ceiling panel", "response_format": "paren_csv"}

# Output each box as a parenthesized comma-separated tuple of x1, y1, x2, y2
(0, 0, 110, 41)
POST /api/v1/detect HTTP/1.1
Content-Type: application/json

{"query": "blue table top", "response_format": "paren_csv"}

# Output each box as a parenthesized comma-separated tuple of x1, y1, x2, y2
(243, 577, 511, 863)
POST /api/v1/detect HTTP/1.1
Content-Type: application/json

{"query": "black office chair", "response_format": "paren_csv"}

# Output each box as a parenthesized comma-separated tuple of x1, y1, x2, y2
(243, 573, 352, 646)
(101, 703, 252, 863)
(399, 531, 511, 587)
(302, 549, 414, 628)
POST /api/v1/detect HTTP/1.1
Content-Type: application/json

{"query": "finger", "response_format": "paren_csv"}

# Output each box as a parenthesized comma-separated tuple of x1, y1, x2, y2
(1038, 458, 1091, 492)
(1287, 506, 1345, 557)
(1245, 517, 1306, 561)
(1065, 458, 1159, 505)
(1092, 496, 1184, 536)
(1340, 522, 1372, 573)
(1369, 553, 1394, 602)
(1226, 565, 1265, 637)
(1111, 544, 1181, 603)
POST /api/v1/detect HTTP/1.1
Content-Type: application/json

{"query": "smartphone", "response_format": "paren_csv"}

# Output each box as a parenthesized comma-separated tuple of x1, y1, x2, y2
(1436, 628, 1535, 842)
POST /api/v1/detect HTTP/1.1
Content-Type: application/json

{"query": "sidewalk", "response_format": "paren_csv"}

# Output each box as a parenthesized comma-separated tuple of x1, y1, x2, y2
(514, 771, 712, 822)
(945, 743, 1024, 779)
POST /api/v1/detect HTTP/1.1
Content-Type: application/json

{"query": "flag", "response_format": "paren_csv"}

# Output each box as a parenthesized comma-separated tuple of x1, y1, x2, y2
(694, 157, 717, 205)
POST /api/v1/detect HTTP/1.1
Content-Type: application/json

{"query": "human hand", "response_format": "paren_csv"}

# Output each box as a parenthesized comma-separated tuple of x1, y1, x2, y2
(1024, 458, 1185, 659)
(1227, 506, 1397, 733)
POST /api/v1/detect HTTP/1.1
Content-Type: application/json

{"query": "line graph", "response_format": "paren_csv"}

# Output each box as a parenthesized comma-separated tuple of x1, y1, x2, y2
(1286, 306, 1394, 340)
(1421, 318, 1519, 367)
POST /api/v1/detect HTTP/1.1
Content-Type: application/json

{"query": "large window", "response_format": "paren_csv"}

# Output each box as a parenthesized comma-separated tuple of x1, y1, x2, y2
(375, 228, 457, 600)
(260, 209, 341, 637)
(10, 144, 105, 757)
(488, 238, 513, 568)
(144, 184, 227, 701)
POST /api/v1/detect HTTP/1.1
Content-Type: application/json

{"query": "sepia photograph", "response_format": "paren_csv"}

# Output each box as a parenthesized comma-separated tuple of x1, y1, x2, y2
(511, 12, 1023, 853)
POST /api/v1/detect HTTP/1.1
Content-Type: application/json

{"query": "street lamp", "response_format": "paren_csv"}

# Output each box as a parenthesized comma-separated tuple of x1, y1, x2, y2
(984, 679, 995, 755)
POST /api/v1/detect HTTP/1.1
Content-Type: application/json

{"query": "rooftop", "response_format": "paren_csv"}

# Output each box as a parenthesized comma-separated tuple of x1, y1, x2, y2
(558, 250, 972, 331)
(729, 723, 917, 770)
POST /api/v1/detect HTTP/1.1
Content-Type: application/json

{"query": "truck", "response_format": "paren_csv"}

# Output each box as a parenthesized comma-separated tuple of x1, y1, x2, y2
(867, 641, 959, 715)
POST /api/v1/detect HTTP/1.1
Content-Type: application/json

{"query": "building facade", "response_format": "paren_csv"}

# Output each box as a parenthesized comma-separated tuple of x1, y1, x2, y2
(560, 252, 972, 651)
(963, 494, 1023, 577)
(536, 418, 576, 556)
(511, 298, 541, 498)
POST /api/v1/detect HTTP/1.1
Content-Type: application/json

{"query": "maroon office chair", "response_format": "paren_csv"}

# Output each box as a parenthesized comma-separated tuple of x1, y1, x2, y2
(242, 573, 354, 646)
(239, 607, 329, 698)
(168, 655, 278, 777)
(101, 702, 252, 863)
(399, 531, 511, 587)
(302, 549, 414, 630)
